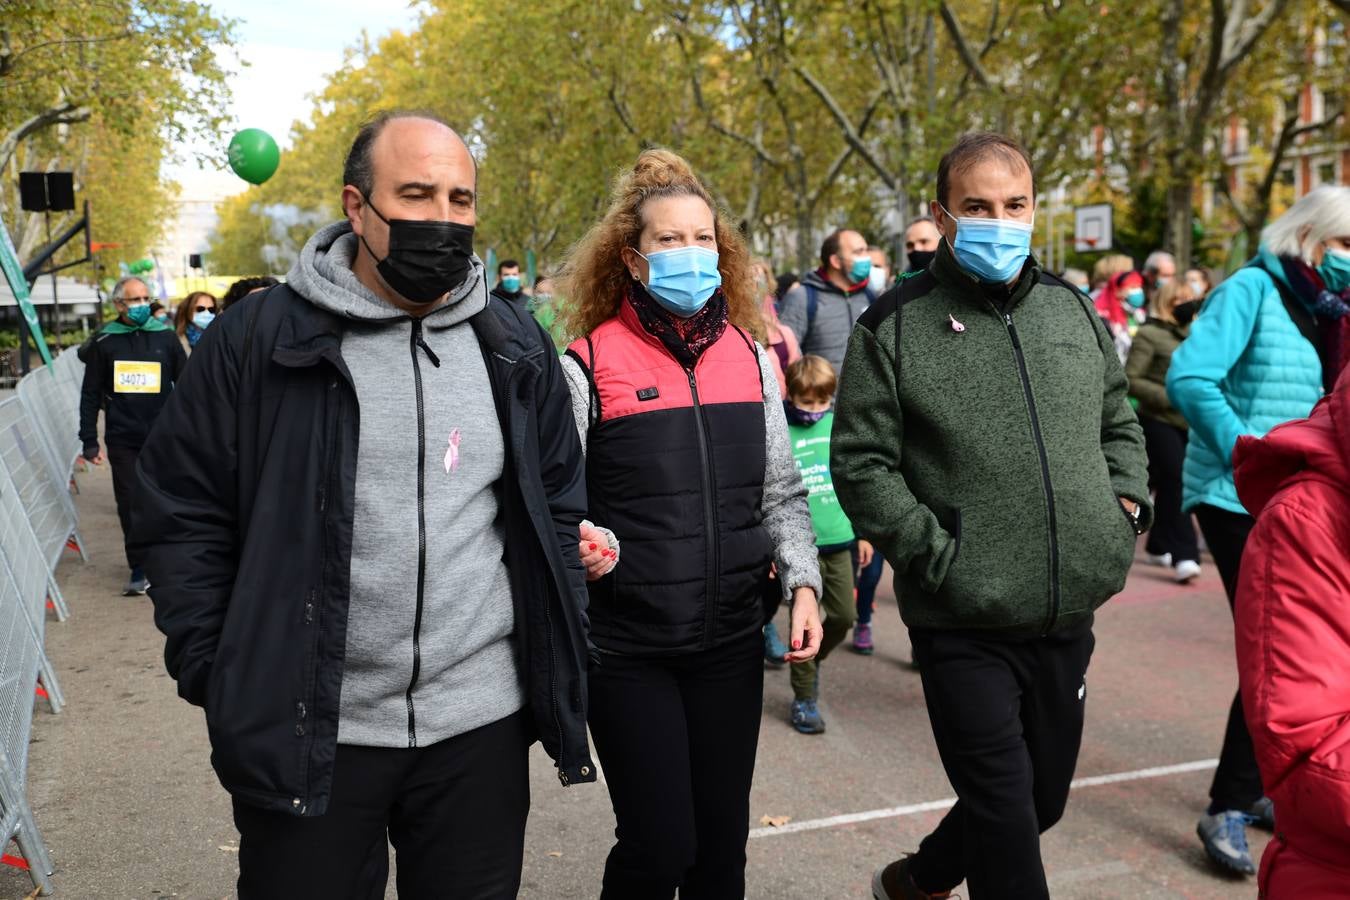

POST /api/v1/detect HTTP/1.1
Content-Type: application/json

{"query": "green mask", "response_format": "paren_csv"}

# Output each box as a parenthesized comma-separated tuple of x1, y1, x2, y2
(1318, 248, 1350, 293)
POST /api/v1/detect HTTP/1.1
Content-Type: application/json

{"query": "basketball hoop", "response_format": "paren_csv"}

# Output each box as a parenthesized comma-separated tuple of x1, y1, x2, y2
(1074, 204, 1113, 253)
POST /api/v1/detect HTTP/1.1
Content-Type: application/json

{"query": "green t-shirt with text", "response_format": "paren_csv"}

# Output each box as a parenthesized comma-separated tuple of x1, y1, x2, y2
(788, 410, 855, 548)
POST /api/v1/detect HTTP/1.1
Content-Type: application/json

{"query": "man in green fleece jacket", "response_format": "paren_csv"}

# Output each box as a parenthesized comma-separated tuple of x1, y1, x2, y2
(835, 133, 1151, 900)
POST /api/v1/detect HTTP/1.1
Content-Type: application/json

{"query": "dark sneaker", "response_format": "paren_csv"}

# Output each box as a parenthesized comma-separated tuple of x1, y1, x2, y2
(852, 622, 875, 655)
(790, 698, 825, 734)
(763, 623, 788, 669)
(123, 567, 150, 597)
(1197, 810, 1256, 875)
(872, 856, 953, 900)
(1247, 796, 1275, 831)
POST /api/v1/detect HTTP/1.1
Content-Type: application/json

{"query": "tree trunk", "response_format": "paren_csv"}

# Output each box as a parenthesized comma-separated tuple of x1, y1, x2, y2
(796, 207, 815, 273)
(1165, 173, 1194, 271)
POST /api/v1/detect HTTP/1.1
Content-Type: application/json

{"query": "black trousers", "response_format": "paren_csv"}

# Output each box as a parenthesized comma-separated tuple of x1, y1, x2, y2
(107, 444, 140, 569)
(587, 632, 763, 900)
(1193, 504, 1264, 811)
(1141, 418, 1199, 563)
(907, 625, 1095, 900)
(232, 709, 530, 900)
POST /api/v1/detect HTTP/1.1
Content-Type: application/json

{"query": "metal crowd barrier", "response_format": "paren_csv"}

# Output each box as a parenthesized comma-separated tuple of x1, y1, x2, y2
(0, 349, 87, 895)
(18, 356, 86, 519)
(0, 399, 80, 619)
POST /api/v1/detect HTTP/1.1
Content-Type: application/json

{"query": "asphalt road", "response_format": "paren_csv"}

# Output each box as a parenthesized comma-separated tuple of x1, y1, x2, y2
(2, 464, 1264, 899)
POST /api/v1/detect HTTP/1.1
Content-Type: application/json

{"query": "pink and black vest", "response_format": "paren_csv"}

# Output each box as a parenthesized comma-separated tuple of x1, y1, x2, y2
(568, 302, 774, 655)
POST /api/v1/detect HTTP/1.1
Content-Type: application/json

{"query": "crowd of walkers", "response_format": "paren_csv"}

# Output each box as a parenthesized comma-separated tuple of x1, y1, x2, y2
(67, 110, 1350, 899)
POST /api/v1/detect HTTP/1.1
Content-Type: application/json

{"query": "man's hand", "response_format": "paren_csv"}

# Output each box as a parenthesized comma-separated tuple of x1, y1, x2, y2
(79, 447, 105, 466)
(578, 521, 617, 582)
(784, 587, 823, 663)
(857, 539, 874, 569)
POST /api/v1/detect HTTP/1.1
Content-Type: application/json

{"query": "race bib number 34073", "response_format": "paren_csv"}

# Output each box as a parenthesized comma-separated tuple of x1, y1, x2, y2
(113, 360, 162, 394)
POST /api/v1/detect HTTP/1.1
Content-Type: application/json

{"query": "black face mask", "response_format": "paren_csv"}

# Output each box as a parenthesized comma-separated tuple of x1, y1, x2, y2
(907, 249, 936, 272)
(359, 196, 476, 304)
(1173, 300, 1201, 326)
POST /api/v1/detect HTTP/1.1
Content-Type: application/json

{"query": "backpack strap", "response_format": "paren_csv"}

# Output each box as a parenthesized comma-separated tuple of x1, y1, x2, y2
(564, 335, 602, 428)
(805, 283, 818, 329)
(890, 272, 934, 400)
(1267, 274, 1327, 379)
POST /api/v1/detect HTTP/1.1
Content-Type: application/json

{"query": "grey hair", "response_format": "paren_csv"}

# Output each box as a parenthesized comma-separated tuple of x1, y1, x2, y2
(111, 277, 148, 302)
(1143, 250, 1175, 274)
(1261, 185, 1350, 263)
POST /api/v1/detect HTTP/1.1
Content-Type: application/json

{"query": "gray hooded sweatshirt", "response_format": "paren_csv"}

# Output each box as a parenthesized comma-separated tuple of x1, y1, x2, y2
(287, 221, 521, 748)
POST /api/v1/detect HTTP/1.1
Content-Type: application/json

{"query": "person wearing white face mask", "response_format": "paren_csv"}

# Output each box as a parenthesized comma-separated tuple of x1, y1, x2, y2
(1167, 183, 1350, 879)
(867, 245, 892, 295)
(832, 132, 1151, 900)
(558, 148, 823, 899)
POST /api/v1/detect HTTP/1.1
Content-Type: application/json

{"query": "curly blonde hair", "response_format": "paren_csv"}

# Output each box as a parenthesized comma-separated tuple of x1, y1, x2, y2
(561, 149, 764, 343)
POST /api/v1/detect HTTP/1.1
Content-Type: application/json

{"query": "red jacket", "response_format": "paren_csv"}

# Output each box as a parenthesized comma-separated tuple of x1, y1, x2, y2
(1233, 363, 1350, 899)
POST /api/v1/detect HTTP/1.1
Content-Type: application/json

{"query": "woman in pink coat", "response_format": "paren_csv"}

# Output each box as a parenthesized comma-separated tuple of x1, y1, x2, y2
(1233, 361, 1350, 898)
(754, 258, 801, 399)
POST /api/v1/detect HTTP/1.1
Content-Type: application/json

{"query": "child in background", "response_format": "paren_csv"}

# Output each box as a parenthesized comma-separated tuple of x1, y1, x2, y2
(783, 355, 872, 734)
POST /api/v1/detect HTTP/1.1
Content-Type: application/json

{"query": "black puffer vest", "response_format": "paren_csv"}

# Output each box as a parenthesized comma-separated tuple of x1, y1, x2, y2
(568, 301, 773, 655)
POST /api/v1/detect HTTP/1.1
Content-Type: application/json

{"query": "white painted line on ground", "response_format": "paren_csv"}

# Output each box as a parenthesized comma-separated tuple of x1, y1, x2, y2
(748, 758, 1219, 840)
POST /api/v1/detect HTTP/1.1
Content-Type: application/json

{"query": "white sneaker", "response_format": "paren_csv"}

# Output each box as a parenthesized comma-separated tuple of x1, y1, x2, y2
(1175, 559, 1202, 583)
(1144, 552, 1173, 568)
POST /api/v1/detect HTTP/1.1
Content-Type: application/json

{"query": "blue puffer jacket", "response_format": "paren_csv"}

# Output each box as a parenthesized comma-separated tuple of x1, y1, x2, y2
(1167, 248, 1324, 514)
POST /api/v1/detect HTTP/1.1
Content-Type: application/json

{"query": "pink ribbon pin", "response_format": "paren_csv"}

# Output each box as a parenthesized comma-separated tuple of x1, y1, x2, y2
(444, 428, 461, 474)
(949, 314, 966, 333)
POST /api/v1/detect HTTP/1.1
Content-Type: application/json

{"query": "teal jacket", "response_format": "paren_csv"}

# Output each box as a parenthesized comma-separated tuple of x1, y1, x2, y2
(832, 243, 1151, 637)
(1166, 248, 1324, 515)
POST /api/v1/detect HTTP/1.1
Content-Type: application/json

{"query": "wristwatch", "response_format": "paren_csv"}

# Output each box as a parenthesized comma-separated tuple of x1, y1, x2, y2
(1124, 500, 1145, 535)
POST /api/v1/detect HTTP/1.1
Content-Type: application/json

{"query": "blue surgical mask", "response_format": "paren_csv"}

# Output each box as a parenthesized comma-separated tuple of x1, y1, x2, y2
(1125, 287, 1146, 309)
(1318, 247, 1350, 293)
(125, 303, 152, 326)
(639, 246, 722, 317)
(849, 255, 872, 282)
(501, 275, 522, 293)
(192, 310, 216, 330)
(939, 205, 1034, 283)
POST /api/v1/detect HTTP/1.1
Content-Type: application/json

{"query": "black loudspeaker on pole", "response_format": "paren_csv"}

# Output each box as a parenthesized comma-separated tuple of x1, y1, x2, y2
(46, 173, 76, 212)
(19, 172, 47, 211)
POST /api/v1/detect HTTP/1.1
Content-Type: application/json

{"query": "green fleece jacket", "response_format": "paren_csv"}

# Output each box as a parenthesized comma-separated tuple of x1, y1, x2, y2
(832, 243, 1152, 636)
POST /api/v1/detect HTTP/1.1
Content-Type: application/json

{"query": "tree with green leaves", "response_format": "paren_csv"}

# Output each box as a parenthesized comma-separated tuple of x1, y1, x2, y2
(1, 0, 236, 271)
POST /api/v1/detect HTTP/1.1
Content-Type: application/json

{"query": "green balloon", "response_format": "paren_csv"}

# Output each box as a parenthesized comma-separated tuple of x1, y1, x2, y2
(228, 128, 280, 185)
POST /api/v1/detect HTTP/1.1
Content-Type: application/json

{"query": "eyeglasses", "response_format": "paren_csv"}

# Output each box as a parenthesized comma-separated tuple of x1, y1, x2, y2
(194, 305, 215, 313)
(124, 298, 150, 304)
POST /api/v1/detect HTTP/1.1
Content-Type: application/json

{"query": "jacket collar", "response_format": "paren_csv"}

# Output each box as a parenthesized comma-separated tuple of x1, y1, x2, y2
(271, 286, 346, 370)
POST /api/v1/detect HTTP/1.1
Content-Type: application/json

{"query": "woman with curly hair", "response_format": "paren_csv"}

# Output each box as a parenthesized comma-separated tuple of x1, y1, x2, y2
(560, 148, 823, 899)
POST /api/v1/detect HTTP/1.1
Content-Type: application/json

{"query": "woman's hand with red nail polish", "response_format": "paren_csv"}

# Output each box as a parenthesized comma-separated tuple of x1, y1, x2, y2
(784, 587, 823, 663)
(579, 521, 619, 581)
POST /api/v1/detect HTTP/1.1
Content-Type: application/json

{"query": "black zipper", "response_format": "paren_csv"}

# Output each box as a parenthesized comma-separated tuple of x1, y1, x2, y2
(685, 367, 721, 649)
(993, 306, 1062, 635)
(404, 318, 437, 747)
(300, 373, 342, 812)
